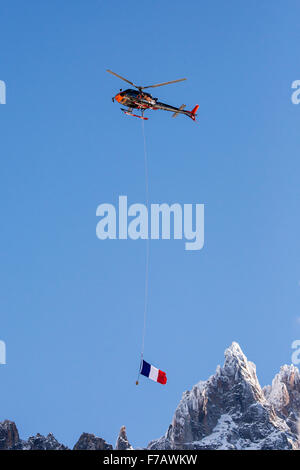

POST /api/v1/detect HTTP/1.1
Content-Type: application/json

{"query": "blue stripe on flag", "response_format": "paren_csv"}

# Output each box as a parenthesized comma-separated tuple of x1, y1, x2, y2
(141, 360, 151, 378)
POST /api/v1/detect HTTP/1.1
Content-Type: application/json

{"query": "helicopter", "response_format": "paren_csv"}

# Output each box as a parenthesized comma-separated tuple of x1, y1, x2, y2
(107, 70, 199, 121)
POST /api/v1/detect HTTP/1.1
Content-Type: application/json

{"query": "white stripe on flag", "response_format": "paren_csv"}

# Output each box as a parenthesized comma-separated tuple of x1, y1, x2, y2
(149, 365, 159, 382)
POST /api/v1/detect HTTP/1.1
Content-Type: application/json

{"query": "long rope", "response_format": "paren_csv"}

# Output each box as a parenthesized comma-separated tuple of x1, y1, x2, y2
(136, 114, 199, 384)
(137, 119, 150, 384)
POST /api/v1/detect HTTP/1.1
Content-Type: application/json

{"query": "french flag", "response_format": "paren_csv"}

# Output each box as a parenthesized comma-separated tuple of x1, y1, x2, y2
(140, 360, 167, 385)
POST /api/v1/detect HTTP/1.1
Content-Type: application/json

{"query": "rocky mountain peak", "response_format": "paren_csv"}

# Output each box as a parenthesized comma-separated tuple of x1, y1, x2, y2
(73, 432, 113, 450)
(148, 343, 299, 450)
(23, 432, 68, 450)
(263, 364, 300, 435)
(222, 342, 261, 389)
(218, 342, 266, 406)
(0, 420, 19, 450)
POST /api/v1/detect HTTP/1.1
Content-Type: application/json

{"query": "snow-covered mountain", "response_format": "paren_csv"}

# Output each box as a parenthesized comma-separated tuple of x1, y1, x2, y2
(1, 343, 299, 450)
(148, 342, 300, 450)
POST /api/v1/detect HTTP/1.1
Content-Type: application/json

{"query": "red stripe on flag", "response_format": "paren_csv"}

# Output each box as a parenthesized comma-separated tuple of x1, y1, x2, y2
(157, 369, 167, 385)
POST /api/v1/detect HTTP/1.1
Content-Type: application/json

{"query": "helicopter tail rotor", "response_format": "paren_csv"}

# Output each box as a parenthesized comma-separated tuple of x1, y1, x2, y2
(189, 104, 199, 121)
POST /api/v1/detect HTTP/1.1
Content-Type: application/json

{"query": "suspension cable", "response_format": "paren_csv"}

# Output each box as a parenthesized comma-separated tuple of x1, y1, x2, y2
(136, 119, 150, 384)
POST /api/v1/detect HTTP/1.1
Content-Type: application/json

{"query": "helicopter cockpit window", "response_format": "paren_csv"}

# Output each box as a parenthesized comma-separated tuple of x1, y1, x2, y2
(124, 89, 138, 97)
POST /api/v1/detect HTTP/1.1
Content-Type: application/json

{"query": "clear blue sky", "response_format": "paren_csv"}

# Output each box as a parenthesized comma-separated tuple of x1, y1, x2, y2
(0, 0, 300, 448)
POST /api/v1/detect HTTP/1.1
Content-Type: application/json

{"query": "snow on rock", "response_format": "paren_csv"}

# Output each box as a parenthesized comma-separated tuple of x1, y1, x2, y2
(115, 426, 133, 450)
(1, 342, 300, 451)
(73, 433, 113, 450)
(0, 420, 19, 450)
(148, 342, 299, 450)
(263, 364, 300, 435)
(0, 421, 68, 450)
(21, 433, 68, 450)
(0, 421, 113, 450)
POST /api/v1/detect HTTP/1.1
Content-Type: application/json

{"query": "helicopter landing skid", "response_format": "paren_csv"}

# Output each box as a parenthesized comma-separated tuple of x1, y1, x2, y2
(121, 109, 148, 120)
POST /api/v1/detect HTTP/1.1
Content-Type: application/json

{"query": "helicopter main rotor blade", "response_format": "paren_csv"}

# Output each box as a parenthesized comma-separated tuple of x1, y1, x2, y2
(142, 78, 187, 89)
(106, 70, 138, 88)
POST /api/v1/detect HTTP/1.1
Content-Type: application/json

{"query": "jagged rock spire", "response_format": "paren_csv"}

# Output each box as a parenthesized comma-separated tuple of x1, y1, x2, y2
(263, 364, 300, 435)
(115, 426, 132, 450)
(148, 342, 300, 450)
